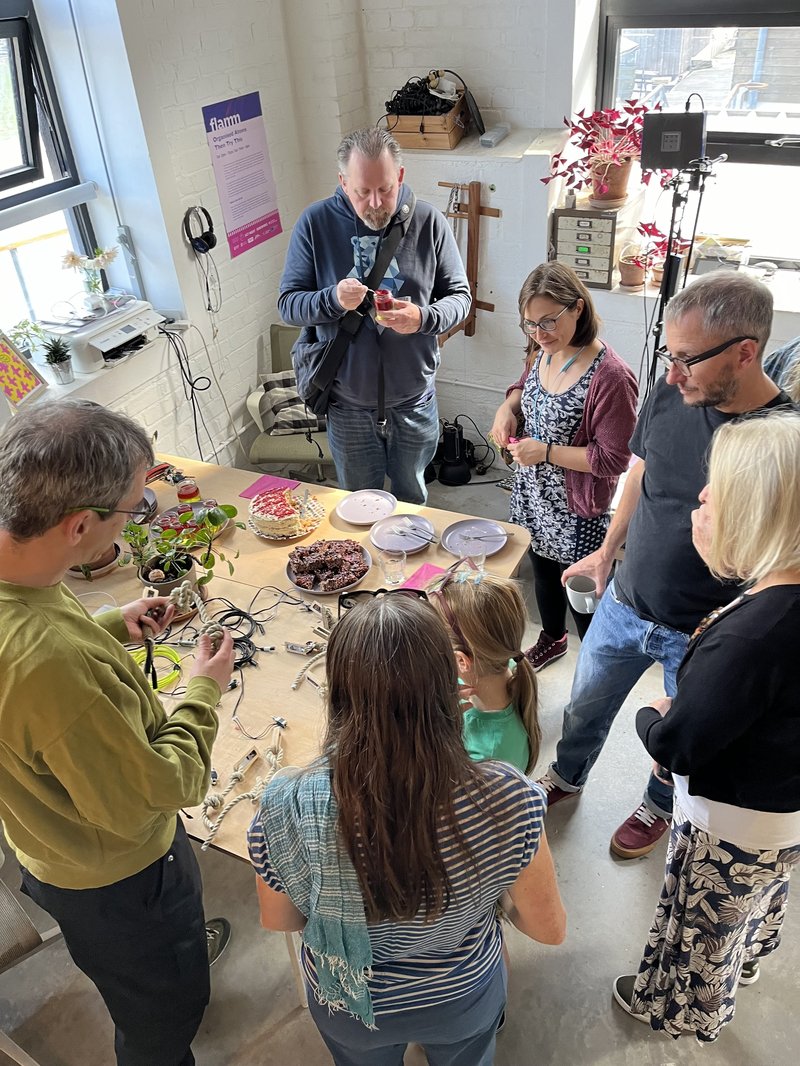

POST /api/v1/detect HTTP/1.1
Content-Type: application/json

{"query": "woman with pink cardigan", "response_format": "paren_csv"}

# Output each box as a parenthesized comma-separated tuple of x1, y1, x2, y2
(490, 262, 638, 672)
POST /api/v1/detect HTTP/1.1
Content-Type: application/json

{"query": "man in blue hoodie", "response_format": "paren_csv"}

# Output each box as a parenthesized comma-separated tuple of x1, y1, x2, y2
(279, 127, 471, 503)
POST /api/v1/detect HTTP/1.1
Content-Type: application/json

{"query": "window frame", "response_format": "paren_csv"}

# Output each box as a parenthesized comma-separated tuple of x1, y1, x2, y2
(0, 16, 42, 192)
(597, 0, 800, 167)
(0, 0, 83, 210)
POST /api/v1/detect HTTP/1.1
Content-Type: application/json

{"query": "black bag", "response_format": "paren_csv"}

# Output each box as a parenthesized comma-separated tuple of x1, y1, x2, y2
(292, 321, 358, 418)
(291, 194, 416, 416)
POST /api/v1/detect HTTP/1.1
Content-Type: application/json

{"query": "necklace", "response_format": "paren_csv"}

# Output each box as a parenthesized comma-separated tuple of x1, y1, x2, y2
(546, 343, 587, 376)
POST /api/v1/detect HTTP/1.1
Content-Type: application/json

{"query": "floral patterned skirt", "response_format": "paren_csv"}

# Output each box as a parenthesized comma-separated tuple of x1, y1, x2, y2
(632, 805, 800, 1043)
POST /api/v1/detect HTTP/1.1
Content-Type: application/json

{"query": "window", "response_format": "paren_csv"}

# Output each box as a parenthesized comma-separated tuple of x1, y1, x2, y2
(1, 0, 98, 326)
(0, 17, 41, 192)
(598, 1, 800, 166)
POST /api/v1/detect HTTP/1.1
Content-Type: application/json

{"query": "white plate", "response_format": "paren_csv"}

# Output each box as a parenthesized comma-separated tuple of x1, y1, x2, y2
(286, 544, 372, 596)
(440, 519, 508, 558)
(370, 514, 435, 554)
(247, 496, 325, 542)
(335, 489, 397, 526)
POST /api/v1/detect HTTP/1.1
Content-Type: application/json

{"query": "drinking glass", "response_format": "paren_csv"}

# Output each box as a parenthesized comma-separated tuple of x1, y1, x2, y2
(378, 548, 407, 585)
(461, 538, 486, 571)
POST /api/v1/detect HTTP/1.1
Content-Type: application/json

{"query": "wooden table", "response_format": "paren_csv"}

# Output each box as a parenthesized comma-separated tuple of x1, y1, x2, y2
(78, 455, 530, 862)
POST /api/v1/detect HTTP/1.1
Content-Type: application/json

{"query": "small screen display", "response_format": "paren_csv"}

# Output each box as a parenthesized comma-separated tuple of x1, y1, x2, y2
(121, 324, 136, 333)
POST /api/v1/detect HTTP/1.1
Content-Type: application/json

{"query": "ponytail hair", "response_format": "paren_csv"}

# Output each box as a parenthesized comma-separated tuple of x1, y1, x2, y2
(428, 572, 541, 774)
(507, 655, 540, 774)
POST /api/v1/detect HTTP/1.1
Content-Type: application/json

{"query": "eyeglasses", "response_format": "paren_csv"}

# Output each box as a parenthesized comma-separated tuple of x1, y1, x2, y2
(655, 336, 757, 378)
(67, 497, 151, 523)
(522, 303, 575, 335)
(337, 587, 428, 619)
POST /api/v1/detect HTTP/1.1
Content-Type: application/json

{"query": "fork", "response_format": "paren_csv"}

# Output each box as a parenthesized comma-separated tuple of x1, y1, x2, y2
(461, 530, 514, 542)
(390, 524, 438, 544)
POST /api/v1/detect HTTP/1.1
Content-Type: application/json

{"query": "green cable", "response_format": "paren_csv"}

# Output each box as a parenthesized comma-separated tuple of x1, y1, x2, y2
(131, 644, 183, 690)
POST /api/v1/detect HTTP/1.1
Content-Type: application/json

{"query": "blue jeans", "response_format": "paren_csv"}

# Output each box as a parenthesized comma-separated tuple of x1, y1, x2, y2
(308, 958, 506, 1066)
(325, 392, 440, 505)
(549, 580, 690, 819)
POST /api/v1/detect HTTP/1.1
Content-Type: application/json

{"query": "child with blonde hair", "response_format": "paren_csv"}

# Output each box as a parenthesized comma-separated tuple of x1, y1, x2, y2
(428, 567, 540, 774)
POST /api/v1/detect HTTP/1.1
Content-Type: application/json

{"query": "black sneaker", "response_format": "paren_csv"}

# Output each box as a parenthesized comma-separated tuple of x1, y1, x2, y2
(739, 959, 760, 985)
(206, 917, 232, 966)
(612, 975, 650, 1024)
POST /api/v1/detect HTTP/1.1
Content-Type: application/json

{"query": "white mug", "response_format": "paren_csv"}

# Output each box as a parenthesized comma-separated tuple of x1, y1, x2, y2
(565, 575, 599, 614)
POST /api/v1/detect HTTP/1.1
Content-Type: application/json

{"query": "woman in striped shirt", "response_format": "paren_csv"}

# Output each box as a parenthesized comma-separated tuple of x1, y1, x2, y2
(248, 592, 565, 1065)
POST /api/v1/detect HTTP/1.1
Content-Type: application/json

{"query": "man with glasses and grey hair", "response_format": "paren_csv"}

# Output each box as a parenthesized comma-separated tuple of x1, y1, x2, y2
(537, 271, 794, 859)
(0, 399, 234, 1066)
(279, 126, 471, 503)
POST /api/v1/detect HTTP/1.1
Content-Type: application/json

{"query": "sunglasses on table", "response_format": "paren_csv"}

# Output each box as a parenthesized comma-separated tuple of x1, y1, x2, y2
(337, 587, 428, 619)
(655, 335, 757, 377)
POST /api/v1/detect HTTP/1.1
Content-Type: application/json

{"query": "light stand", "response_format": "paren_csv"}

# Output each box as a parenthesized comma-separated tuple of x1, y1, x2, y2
(646, 155, 725, 395)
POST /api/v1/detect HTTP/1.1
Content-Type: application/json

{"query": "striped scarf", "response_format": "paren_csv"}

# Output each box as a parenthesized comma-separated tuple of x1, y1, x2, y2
(259, 766, 375, 1027)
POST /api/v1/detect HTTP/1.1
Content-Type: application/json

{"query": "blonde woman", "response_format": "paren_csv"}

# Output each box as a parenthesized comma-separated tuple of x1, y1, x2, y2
(614, 411, 800, 1043)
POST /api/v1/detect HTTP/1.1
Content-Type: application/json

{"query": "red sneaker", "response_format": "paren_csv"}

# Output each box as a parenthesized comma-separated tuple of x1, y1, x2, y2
(524, 631, 568, 672)
(535, 772, 578, 809)
(610, 803, 669, 858)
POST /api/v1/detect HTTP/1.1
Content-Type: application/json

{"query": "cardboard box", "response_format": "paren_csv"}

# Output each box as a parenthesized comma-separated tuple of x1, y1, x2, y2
(389, 94, 467, 150)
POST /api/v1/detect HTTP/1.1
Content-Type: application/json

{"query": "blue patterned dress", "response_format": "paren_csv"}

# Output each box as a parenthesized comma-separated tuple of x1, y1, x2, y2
(509, 349, 609, 565)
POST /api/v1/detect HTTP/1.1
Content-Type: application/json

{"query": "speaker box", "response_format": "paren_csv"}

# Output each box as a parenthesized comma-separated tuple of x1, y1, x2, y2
(438, 423, 471, 486)
(641, 111, 707, 172)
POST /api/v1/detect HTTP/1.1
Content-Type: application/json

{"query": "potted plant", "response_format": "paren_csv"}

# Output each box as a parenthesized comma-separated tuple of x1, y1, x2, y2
(62, 245, 118, 311)
(69, 542, 125, 581)
(8, 319, 46, 358)
(636, 222, 693, 284)
(617, 243, 650, 289)
(42, 336, 74, 384)
(542, 101, 666, 205)
(122, 503, 244, 595)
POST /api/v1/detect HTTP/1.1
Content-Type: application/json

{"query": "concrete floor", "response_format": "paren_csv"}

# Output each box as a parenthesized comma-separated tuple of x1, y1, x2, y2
(2, 469, 798, 1065)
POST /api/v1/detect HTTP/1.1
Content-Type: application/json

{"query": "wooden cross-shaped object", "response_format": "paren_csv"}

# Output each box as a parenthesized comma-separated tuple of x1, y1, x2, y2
(438, 180, 501, 344)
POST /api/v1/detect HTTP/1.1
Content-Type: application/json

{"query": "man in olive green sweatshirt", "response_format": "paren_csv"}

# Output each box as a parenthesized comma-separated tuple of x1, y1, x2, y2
(0, 399, 234, 1066)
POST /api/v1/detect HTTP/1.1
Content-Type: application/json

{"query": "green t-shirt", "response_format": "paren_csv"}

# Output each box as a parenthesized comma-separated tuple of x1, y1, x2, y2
(462, 703, 530, 775)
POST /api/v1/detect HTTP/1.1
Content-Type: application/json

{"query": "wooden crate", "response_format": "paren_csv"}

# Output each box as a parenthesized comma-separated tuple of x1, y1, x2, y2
(390, 94, 466, 150)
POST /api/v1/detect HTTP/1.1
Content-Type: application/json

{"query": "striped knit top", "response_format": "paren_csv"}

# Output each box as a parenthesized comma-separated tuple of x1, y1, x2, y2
(248, 762, 545, 1016)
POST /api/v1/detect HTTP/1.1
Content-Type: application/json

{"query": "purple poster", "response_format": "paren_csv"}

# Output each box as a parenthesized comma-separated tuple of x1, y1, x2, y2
(202, 92, 282, 257)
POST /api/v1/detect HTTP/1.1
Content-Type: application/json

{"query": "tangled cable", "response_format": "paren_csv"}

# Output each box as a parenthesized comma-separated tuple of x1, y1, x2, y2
(385, 76, 454, 120)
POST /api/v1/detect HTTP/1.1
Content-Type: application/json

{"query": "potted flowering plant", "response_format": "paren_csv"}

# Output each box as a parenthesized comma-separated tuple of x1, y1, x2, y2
(542, 102, 664, 205)
(62, 246, 119, 310)
(634, 223, 693, 282)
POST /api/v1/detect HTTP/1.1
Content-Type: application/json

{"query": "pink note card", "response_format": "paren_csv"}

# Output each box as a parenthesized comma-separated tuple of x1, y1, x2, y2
(239, 474, 300, 499)
(401, 562, 446, 590)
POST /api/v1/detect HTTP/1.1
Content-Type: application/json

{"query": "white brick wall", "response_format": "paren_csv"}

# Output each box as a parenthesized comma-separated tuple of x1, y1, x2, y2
(35, 0, 795, 466)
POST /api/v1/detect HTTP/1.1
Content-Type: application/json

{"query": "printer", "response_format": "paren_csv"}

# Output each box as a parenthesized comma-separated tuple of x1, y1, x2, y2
(41, 301, 165, 374)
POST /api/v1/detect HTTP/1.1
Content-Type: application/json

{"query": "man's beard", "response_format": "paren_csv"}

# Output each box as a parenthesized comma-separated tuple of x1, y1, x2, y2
(359, 206, 393, 230)
(684, 366, 738, 408)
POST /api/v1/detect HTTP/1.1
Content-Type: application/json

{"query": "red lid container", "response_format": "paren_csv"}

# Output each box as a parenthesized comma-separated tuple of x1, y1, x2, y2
(176, 479, 201, 504)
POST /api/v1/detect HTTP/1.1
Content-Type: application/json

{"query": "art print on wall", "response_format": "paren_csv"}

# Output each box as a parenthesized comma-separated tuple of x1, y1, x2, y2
(0, 330, 48, 410)
(202, 91, 283, 258)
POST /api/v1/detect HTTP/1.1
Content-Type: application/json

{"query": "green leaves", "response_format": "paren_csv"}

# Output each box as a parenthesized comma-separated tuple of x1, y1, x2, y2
(122, 502, 242, 586)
